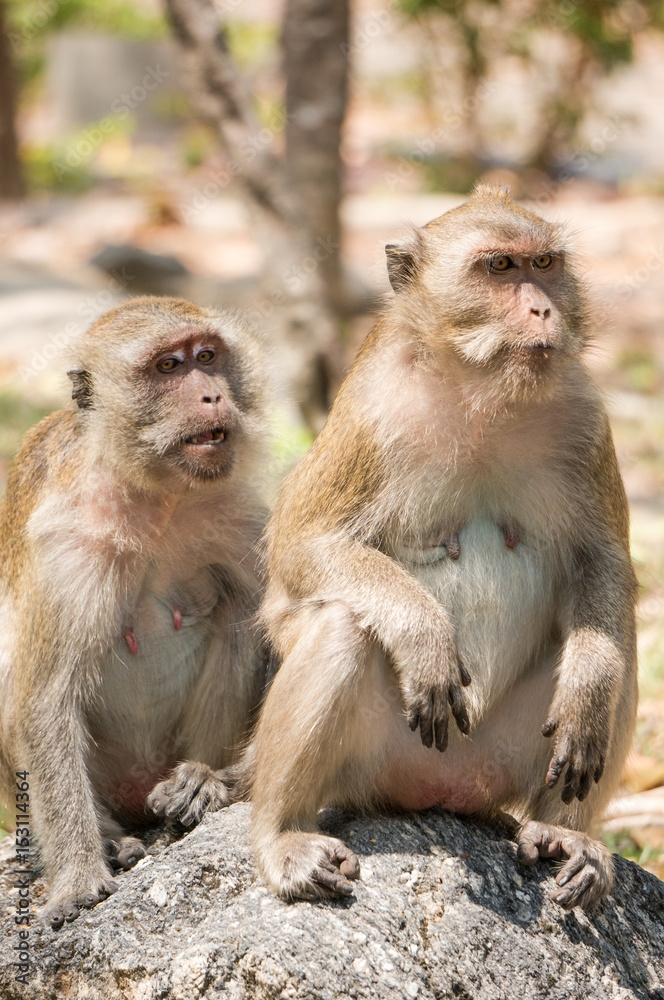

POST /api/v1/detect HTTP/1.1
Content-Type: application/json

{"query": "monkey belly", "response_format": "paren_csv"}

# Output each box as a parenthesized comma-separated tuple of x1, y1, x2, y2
(371, 652, 558, 815)
(396, 517, 558, 719)
(87, 594, 215, 819)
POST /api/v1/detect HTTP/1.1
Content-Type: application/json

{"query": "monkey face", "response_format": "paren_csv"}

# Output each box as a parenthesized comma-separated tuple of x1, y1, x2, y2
(385, 187, 589, 398)
(138, 333, 241, 484)
(69, 297, 267, 492)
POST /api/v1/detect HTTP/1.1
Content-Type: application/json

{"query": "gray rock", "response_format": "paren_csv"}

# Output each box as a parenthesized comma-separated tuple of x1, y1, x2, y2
(0, 804, 662, 999)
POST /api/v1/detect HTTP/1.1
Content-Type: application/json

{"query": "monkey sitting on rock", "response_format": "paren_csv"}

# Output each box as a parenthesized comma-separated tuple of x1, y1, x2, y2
(247, 185, 638, 911)
(0, 297, 270, 928)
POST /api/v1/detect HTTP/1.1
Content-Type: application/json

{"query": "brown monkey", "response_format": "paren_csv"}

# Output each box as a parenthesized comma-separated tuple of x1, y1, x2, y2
(0, 297, 270, 928)
(249, 185, 638, 910)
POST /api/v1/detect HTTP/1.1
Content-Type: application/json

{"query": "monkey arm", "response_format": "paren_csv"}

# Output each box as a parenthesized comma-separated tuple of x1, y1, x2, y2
(268, 532, 470, 751)
(13, 640, 119, 927)
(543, 424, 638, 805)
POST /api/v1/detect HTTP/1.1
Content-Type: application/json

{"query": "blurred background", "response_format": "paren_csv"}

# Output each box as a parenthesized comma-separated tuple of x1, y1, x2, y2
(0, 0, 662, 876)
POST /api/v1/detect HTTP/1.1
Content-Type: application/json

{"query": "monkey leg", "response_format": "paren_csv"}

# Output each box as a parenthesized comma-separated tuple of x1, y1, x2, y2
(147, 761, 233, 827)
(44, 809, 143, 929)
(253, 601, 384, 900)
(507, 656, 636, 911)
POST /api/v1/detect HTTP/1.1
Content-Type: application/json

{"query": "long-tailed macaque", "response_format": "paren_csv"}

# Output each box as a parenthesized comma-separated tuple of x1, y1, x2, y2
(250, 185, 638, 910)
(0, 297, 270, 928)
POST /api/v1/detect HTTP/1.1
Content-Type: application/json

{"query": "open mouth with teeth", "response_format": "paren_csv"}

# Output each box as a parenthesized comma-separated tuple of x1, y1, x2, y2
(183, 427, 228, 446)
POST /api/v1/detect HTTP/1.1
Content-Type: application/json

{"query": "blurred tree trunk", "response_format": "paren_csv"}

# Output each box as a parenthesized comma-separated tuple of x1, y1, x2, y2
(164, 0, 349, 430)
(283, 0, 349, 314)
(0, 0, 24, 200)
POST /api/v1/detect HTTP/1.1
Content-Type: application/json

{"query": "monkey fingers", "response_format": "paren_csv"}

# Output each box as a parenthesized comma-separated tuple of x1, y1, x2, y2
(517, 821, 612, 910)
(542, 725, 605, 803)
(46, 878, 118, 930)
(305, 844, 360, 899)
(407, 682, 470, 752)
(147, 761, 232, 826)
(104, 835, 146, 871)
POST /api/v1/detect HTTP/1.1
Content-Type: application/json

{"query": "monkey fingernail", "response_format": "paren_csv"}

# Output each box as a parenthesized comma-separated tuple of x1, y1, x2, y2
(124, 628, 138, 655)
(458, 660, 472, 686)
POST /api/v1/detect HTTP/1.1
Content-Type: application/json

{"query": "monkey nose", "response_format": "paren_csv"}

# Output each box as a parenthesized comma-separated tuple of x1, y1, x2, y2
(202, 393, 221, 404)
(530, 306, 551, 320)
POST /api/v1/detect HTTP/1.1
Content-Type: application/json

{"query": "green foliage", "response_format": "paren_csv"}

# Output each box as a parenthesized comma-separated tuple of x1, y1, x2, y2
(603, 829, 664, 872)
(397, 0, 664, 172)
(0, 391, 54, 476)
(6, 0, 165, 43)
(6, 0, 166, 87)
(225, 21, 279, 68)
(618, 349, 662, 395)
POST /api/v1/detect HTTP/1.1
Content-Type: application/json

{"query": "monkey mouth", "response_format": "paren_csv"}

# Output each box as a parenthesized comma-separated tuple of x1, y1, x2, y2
(182, 426, 228, 447)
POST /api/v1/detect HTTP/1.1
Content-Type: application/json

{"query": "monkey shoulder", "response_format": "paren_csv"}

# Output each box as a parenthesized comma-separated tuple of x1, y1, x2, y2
(0, 409, 83, 583)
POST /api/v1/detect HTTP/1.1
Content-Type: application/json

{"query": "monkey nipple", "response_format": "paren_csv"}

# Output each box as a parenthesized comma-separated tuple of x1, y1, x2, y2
(172, 609, 183, 631)
(124, 628, 138, 655)
(442, 531, 461, 560)
(501, 524, 520, 550)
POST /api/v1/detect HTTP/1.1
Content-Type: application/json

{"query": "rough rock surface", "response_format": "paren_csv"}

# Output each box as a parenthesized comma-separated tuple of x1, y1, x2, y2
(1, 804, 663, 1000)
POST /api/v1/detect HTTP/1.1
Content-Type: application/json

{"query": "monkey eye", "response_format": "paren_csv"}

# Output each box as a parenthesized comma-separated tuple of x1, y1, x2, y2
(197, 349, 215, 364)
(533, 254, 553, 269)
(488, 255, 513, 272)
(157, 357, 181, 373)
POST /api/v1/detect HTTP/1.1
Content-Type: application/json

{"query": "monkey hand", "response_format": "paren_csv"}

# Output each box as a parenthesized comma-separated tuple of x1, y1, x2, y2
(403, 646, 471, 752)
(147, 761, 233, 827)
(541, 711, 607, 804)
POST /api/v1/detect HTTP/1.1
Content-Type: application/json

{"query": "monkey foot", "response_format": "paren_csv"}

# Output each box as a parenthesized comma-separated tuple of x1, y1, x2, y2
(44, 874, 118, 930)
(124, 627, 138, 655)
(104, 835, 146, 871)
(442, 530, 461, 560)
(501, 523, 520, 549)
(264, 832, 360, 901)
(147, 761, 232, 827)
(517, 820, 613, 911)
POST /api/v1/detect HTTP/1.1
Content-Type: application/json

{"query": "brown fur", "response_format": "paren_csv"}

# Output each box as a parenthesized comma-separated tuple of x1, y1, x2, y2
(0, 296, 271, 928)
(248, 187, 637, 909)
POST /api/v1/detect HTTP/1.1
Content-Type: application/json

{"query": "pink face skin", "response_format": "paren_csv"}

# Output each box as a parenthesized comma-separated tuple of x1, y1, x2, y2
(480, 250, 563, 349)
(150, 333, 232, 452)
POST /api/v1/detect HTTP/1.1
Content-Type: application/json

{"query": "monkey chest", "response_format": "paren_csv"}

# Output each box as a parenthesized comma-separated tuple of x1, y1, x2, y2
(91, 576, 220, 746)
(396, 517, 558, 686)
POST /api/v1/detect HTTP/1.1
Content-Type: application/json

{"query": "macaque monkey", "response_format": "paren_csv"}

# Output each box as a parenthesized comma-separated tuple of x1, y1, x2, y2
(250, 185, 638, 910)
(0, 297, 270, 928)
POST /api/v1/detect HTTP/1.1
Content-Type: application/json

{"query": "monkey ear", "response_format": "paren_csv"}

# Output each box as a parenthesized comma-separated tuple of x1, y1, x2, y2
(385, 235, 422, 293)
(67, 369, 94, 410)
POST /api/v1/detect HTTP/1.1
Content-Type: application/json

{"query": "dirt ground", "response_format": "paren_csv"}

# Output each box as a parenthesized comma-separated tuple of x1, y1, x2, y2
(0, 182, 662, 877)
